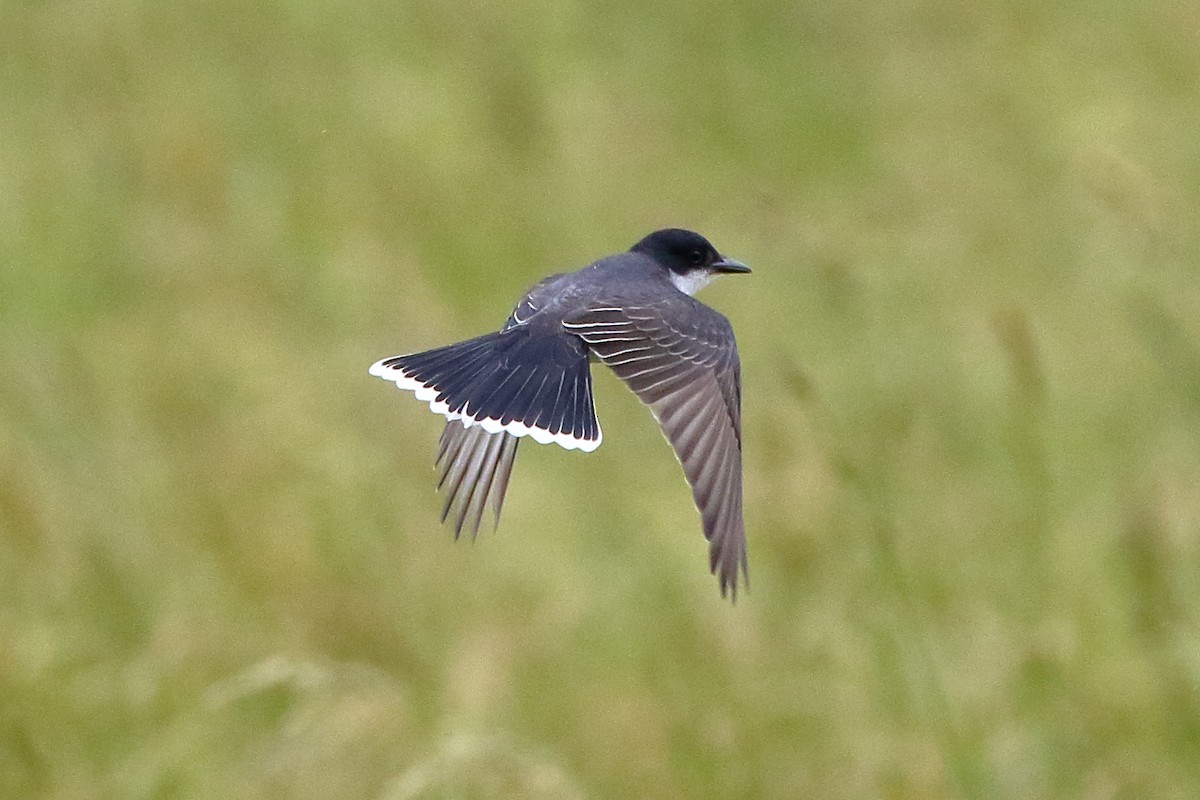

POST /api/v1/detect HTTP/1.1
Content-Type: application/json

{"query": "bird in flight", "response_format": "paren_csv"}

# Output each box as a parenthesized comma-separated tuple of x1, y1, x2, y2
(369, 228, 751, 597)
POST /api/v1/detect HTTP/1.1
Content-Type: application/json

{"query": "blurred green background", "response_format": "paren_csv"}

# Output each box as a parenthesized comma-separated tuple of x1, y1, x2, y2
(3, 1, 1199, 798)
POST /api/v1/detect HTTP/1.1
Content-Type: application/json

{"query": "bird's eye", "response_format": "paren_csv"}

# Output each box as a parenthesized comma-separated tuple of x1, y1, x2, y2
(688, 249, 706, 265)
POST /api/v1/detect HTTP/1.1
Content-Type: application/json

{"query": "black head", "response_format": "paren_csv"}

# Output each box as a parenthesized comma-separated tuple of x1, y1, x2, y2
(631, 228, 751, 277)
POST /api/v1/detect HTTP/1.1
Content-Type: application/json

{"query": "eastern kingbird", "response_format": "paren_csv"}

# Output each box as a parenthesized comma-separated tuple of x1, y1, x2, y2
(369, 228, 751, 597)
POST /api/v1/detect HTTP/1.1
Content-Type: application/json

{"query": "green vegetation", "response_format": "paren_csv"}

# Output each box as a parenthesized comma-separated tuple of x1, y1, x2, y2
(3, 2, 1199, 797)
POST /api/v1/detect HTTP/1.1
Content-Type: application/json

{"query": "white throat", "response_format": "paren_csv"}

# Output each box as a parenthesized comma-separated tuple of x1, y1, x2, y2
(669, 270, 714, 296)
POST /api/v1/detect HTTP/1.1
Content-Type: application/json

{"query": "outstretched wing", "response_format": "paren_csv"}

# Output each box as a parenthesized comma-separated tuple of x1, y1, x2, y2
(562, 300, 747, 598)
(435, 420, 520, 539)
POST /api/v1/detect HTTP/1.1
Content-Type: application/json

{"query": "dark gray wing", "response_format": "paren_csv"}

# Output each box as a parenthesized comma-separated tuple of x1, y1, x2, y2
(436, 420, 520, 539)
(562, 300, 747, 598)
(503, 272, 567, 331)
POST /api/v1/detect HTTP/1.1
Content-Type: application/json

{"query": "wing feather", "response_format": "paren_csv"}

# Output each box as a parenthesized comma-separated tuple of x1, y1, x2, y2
(436, 421, 521, 539)
(564, 299, 747, 598)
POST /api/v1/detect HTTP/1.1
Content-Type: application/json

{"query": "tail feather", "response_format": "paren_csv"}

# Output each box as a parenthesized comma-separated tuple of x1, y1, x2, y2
(503, 371, 552, 427)
(532, 374, 568, 432)
(373, 327, 602, 536)
(370, 328, 602, 452)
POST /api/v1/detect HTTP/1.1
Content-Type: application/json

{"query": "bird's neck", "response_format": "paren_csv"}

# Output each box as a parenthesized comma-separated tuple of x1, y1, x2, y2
(668, 270, 714, 296)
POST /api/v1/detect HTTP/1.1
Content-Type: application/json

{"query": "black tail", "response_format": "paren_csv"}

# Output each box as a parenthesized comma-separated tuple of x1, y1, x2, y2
(371, 327, 601, 538)
(370, 328, 602, 452)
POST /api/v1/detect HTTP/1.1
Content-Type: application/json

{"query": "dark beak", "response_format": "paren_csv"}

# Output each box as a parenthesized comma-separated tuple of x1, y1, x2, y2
(713, 256, 751, 274)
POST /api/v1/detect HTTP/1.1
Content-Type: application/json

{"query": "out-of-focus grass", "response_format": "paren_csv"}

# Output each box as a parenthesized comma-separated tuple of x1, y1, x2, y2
(2, 1, 1199, 798)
